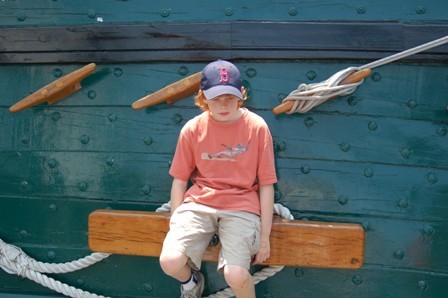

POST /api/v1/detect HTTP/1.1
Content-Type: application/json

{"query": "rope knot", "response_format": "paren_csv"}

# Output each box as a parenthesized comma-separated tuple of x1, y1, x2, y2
(283, 67, 365, 114)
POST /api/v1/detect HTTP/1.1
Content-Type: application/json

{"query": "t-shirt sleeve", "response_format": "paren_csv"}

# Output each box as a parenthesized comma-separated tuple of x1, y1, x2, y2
(169, 125, 196, 181)
(257, 124, 278, 185)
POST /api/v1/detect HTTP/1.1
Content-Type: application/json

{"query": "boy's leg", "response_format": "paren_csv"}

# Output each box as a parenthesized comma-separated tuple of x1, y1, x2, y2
(217, 211, 260, 298)
(223, 264, 255, 298)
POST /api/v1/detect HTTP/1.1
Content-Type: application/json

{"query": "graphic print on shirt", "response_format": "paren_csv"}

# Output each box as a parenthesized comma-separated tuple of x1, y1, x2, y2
(201, 140, 250, 162)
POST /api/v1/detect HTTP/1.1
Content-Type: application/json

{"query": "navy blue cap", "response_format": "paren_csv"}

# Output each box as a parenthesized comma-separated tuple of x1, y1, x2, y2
(200, 60, 243, 100)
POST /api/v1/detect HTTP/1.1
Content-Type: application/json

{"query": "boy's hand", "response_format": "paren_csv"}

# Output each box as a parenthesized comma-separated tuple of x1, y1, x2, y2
(252, 239, 270, 264)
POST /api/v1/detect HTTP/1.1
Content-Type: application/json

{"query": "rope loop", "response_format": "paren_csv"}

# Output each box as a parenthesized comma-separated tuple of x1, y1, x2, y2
(0, 238, 110, 298)
(284, 67, 363, 114)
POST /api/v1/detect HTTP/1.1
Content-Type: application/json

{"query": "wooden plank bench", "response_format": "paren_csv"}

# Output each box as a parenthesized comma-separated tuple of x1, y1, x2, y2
(88, 210, 365, 269)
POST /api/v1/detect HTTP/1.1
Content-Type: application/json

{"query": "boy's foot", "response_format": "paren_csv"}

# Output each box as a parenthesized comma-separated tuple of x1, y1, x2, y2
(180, 270, 204, 298)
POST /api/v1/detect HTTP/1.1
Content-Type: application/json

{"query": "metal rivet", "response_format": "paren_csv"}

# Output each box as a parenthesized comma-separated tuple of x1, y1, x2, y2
(364, 168, 374, 178)
(362, 222, 371, 231)
(21, 135, 29, 145)
(294, 268, 304, 278)
(301, 165, 310, 174)
(47, 251, 56, 261)
(368, 121, 378, 131)
(78, 182, 88, 192)
(437, 126, 447, 136)
(178, 66, 189, 76)
(17, 13, 26, 22)
(144, 136, 153, 146)
(208, 234, 219, 247)
(20, 180, 29, 191)
(398, 199, 408, 209)
(427, 172, 438, 184)
(53, 68, 63, 78)
(278, 93, 287, 103)
(338, 195, 348, 205)
(160, 9, 170, 17)
(352, 275, 363, 285)
(144, 283, 154, 293)
(400, 148, 411, 159)
(422, 225, 434, 236)
(47, 159, 58, 168)
(246, 68, 257, 78)
(371, 72, 381, 82)
(356, 6, 366, 14)
(142, 185, 151, 195)
(304, 117, 314, 127)
(288, 7, 298, 16)
(306, 71, 317, 81)
(417, 280, 427, 291)
(416, 6, 426, 14)
(173, 114, 183, 124)
(108, 113, 118, 122)
(347, 96, 358, 106)
(80, 135, 90, 144)
(407, 100, 417, 109)
(88, 90, 96, 99)
(224, 7, 234, 16)
(274, 140, 286, 152)
(51, 112, 61, 121)
(393, 249, 404, 260)
(19, 230, 28, 239)
(87, 9, 97, 18)
(106, 156, 114, 166)
(113, 68, 123, 77)
(340, 142, 351, 152)
(49, 204, 57, 212)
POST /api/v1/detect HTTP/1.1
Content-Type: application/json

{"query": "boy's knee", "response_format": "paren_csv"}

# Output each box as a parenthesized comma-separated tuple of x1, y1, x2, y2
(159, 251, 187, 276)
(223, 265, 251, 289)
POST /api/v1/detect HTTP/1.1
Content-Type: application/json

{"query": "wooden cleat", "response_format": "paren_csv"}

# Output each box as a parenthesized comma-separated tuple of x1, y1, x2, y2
(9, 63, 96, 113)
(132, 71, 201, 110)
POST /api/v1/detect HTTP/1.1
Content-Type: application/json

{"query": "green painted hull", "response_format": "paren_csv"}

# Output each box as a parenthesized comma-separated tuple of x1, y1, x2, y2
(1, 1, 447, 297)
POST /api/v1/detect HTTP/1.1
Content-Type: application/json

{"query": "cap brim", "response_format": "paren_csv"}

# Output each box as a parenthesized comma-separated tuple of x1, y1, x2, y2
(203, 85, 243, 100)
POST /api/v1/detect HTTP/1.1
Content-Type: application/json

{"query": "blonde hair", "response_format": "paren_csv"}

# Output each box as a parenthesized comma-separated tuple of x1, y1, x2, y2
(194, 87, 248, 111)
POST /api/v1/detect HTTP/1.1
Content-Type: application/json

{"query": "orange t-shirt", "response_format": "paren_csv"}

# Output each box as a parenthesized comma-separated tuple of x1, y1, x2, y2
(169, 108, 277, 216)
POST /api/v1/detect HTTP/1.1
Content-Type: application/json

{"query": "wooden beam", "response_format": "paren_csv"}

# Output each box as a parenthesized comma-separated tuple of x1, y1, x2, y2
(0, 22, 447, 63)
(88, 209, 365, 269)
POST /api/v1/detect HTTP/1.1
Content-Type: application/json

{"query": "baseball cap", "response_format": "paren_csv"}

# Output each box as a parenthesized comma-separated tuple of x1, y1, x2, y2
(200, 60, 243, 100)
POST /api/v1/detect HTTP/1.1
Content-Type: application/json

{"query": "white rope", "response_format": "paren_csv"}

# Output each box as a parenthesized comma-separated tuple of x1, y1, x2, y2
(0, 238, 110, 298)
(157, 202, 294, 298)
(283, 35, 448, 114)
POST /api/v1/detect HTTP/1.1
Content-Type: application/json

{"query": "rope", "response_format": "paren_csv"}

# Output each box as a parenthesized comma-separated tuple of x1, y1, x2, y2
(156, 202, 294, 298)
(0, 238, 110, 298)
(283, 35, 448, 114)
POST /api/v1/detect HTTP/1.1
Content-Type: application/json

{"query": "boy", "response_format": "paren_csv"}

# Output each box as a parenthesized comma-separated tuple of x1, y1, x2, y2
(160, 60, 277, 298)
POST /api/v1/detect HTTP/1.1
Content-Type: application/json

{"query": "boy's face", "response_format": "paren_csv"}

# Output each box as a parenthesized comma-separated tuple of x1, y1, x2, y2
(204, 94, 241, 123)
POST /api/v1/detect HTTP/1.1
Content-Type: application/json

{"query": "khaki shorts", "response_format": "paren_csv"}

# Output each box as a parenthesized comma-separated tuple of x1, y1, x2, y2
(162, 202, 260, 271)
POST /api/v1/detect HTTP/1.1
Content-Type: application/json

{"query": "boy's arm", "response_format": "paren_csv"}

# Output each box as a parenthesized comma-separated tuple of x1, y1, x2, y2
(253, 183, 274, 264)
(170, 177, 188, 215)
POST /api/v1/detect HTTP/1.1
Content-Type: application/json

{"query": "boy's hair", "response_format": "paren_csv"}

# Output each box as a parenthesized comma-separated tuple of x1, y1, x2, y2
(194, 88, 248, 111)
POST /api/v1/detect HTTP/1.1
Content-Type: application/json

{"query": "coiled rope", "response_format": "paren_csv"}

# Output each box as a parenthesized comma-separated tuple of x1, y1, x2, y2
(0, 238, 110, 297)
(157, 201, 295, 298)
(283, 35, 448, 114)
